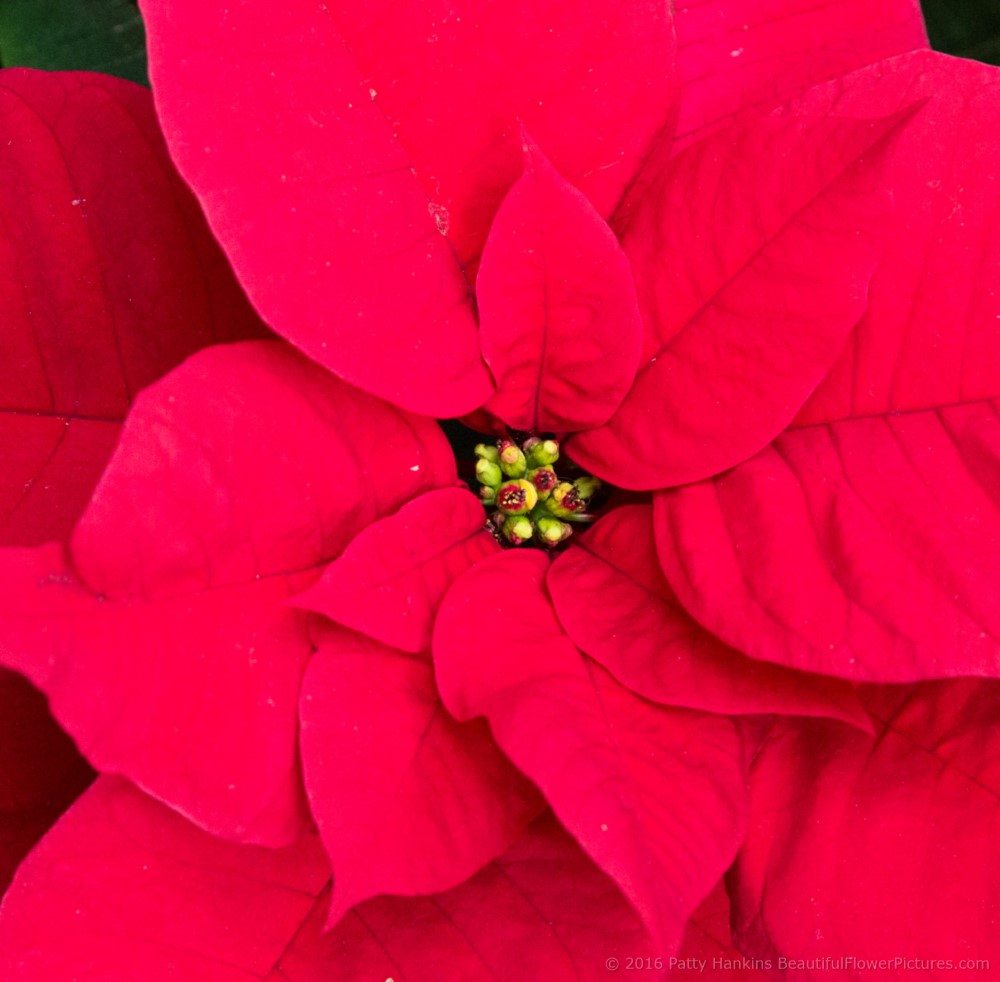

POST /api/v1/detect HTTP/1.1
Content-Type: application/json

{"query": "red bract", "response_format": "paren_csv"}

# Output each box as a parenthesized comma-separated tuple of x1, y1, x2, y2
(731, 681, 1000, 973)
(668, 0, 928, 154)
(300, 623, 544, 925)
(547, 506, 869, 727)
(477, 136, 643, 433)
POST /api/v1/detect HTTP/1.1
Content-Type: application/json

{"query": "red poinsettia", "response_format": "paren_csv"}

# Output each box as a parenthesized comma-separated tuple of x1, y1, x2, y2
(2, 0, 1000, 978)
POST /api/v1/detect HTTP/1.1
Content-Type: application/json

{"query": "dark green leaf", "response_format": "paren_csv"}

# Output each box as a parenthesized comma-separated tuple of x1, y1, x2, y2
(922, 0, 1000, 65)
(0, 0, 147, 85)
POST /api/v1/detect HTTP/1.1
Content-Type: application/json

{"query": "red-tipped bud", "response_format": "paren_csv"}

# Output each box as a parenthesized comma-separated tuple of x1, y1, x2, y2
(527, 466, 557, 500)
(499, 442, 527, 478)
(496, 479, 538, 515)
(544, 482, 585, 518)
(502, 514, 534, 546)
(536, 516, 572, 547)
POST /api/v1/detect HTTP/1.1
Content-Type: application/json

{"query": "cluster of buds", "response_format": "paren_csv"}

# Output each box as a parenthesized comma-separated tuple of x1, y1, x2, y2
(475, 437, 602, 548)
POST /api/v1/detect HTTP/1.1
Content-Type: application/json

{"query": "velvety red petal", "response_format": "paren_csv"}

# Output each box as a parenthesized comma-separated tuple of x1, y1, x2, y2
(294, 487, 497, 654)
(142, 1, 487, 416)
(0, 542, 315, 847)
(300, 625, 543, 925)
(478, 137, 642, 433)
(549, 506, 868, 728)
(785, 52, 1000, 427)
(670, 0, 926, 154)
(0, 779, 652, 979)
(0, 342, 455, 845)
(655, 401, 1000, 682)
(0, 669, 91, 895)
(71, 341, 455, 600)
(730, 681, 1000, 972)
(0, 69, 265, 547)
(0, 777, 330, 980)
(569, 110, 912, 489)
(434, 550, 748, 952)
(316, 812, 654, 980)
(143, 0, 674, 413)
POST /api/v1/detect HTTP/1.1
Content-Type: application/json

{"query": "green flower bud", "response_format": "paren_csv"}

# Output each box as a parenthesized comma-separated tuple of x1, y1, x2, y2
(479, 484, 497, 505)
(502, 514, 533, 546)
(475, 457, 503, 488)
(498, 440, 527, 478)
(496, 479, 539, 515)
(572, 475, 601, 500)
(474, 443, 500, 464)
(525, 438, 559, 467)
(536, 516, 572, 547)
(527, 466, 557, 500)
(544, 481, 585, 518)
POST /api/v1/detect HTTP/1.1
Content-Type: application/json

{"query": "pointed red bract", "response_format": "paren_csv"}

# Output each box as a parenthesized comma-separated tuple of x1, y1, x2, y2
(478, 138, 642, 433)
(300, 626, 542, 924)
(0, 778, 330, 981)
(654, 401, 1000, 682)
(434, 550, 748, 953)
(294, 487, 497, 654)
(0, 780, 651, 980)
(142, 1, 487, 417)
(0, 69, 265, 547)
(730, 682, 1000, 970)
(549, 507, 868, 728)
(787, 52, 1000, 426)
(669, 0, 927, 153)
(143, 0, 674, 413)
(0, 342, 455, 845)
(569, 111, 912, 489)
(323, 813, 654, 981)
(0, 543, 315, 847)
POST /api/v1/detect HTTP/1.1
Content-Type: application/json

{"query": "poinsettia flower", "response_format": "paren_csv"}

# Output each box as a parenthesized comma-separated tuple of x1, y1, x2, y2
(136, 0, 1000, 695)
(0, 59, 832, 979)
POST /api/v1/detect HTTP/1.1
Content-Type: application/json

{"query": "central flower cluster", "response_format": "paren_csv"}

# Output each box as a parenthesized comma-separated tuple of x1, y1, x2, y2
(474, 436, 601, 547)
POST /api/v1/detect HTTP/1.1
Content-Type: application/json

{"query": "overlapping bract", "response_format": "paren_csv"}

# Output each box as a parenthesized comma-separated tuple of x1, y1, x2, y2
(2, 0, 1000, 977)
